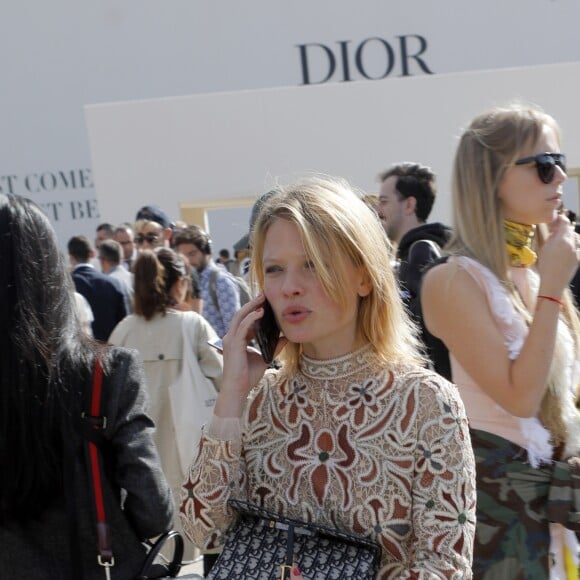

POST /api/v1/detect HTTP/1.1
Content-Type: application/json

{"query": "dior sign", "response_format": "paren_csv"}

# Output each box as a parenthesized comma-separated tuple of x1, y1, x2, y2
(297, 35, 434, 85)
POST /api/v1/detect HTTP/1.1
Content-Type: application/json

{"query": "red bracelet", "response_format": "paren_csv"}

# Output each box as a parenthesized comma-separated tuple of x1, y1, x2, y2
(537, 294, 564, 308)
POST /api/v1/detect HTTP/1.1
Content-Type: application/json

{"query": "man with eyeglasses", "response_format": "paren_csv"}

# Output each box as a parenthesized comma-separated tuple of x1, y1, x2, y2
(134, 220, 168, 251)
(134, 204, 173, 250)
(113, 223, 137, 271)
(377, 162, 452, 379)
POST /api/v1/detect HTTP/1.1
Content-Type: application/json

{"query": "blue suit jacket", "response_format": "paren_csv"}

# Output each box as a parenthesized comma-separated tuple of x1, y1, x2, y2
(72, 264, 128, 341)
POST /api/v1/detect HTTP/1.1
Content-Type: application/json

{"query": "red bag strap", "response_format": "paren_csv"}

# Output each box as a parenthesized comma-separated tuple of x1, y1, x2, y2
(83, 355, 114, 578)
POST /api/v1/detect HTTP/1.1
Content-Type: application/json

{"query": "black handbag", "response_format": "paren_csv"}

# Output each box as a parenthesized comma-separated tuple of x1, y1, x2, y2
(206, 499, 381, 580)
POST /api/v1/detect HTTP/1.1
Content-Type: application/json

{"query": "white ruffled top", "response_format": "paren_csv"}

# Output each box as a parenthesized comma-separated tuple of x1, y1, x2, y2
(449, 256, 579, 468)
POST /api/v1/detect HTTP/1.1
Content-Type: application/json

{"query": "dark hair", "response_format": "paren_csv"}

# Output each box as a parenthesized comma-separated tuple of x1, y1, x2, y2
(133, 248, 187, 320)
(96, 222, 115, 236)
(172, 225, 212, 255)
(0, 194, 97, 523)
(379, 162, 437, 222)
(114, 223, 134, 236)
(98, 239, 122, 265)
(219, 248, 230, 259)
(67, 235, 92, 262)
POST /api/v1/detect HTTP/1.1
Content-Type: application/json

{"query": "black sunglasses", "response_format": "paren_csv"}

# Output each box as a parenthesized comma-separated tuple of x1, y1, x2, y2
(135, 232, 160, 245)
(514, 152, 566, 184)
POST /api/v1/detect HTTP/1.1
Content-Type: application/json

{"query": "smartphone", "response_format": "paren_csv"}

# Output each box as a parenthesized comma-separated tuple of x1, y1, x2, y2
(207, 337, 223, 353)
(254, 299, 280, 364)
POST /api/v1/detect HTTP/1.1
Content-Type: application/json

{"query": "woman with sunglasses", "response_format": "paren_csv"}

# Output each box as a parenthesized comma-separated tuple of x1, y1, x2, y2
(422, 103, 580, 579)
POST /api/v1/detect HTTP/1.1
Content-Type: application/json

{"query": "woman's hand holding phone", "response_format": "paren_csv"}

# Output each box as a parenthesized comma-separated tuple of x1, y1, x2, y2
(213, 294, 286, 419)
(254, 298, 280, 364)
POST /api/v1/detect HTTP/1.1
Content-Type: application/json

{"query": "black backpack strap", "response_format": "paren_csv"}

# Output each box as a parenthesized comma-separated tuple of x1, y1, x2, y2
(209, 268, 220, 313)
(417, 255, 452, 380)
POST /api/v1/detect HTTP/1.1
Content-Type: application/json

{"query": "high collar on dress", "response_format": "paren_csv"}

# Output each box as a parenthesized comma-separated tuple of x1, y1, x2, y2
(299, 344, 375, 380)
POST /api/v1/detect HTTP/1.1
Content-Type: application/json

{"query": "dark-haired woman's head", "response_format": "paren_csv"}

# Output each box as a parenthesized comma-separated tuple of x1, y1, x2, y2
(133, 247, 188, 320)
(0, 193, 94, 523)
(0, 193, 80, 364)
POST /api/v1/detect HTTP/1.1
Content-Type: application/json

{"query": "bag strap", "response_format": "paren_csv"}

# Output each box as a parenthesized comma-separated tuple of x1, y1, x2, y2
(135, 530, 184, 579)
(83, 356, 187, 580)
(82, 356, 115, 580)
(209, 268, 220, 313)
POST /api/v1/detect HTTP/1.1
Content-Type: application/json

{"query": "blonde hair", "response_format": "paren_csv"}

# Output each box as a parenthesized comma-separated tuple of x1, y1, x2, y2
(249, 175, 424, 374)
(449, 102, 580, 444)
(134, 218, 164, 234)
(449, 103, 555, 273)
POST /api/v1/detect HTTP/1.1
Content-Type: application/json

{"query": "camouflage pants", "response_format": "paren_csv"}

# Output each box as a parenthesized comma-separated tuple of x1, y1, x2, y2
(470, 429, 580, 580)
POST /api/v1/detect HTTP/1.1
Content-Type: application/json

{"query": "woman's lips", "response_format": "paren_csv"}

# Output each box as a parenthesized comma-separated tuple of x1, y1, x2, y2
(281, 306, 310, 324)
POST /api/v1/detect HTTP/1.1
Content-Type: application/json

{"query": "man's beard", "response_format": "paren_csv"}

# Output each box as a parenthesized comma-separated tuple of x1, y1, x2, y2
(196, 256, 208, 273)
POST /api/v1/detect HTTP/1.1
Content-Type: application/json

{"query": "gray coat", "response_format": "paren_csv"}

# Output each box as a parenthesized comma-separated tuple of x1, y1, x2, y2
(0, 348, 174, 579)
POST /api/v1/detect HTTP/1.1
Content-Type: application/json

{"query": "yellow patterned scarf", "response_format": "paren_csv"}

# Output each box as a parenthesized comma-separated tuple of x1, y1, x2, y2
(504, 219, 537, 267)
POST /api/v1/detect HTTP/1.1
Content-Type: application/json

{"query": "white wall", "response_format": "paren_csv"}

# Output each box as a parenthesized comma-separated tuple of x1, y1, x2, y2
(86, 61, 580, 250)
(4, 1, 580, 248)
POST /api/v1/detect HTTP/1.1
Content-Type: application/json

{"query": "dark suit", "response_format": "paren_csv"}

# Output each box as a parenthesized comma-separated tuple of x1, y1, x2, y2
(72, 264, 128, 341)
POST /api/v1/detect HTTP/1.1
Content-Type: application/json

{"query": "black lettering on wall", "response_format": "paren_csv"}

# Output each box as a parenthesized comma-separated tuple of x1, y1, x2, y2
(398, 35, 434, 76)
(355, 37, 395, 80)
(297, 43, 336, 85)
(0, 175, 18, 194)
(297, 34, 434, 86)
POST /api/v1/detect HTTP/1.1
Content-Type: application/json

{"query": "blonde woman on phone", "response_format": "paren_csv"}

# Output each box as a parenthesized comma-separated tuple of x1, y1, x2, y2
(181, 176, 476, 578)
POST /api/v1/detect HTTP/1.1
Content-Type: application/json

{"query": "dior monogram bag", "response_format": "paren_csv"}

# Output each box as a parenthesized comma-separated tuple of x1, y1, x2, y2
(206, 499, 381, 580)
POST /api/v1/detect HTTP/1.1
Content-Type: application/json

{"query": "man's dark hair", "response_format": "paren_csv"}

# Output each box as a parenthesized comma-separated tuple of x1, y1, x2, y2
(98, 239, 122, 265)
(67, 235, 92, 263)
(96, 222, 115, 236)
(172, 225, 212, 255)
(379, 163, 436, 222)
(114, 222, 134, 236)
(219, 249, 230, 260)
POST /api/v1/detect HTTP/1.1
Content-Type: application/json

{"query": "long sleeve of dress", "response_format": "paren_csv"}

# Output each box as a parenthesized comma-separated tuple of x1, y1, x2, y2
(180, 352, 475, 577)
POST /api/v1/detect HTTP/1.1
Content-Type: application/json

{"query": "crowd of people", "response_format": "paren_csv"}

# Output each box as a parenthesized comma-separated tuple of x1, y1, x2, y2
(1, 101, 579, 579)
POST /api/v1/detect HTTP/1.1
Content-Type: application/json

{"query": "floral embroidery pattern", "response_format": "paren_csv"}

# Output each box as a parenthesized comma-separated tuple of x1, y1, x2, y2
(180, 346, 476, 578)
(285, 423, 357, 509)
(279, 377, 315, 426)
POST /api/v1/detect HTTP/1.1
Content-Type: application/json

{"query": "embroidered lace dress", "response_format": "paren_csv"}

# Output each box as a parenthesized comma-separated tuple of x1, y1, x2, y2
(180, 346, 476, 579)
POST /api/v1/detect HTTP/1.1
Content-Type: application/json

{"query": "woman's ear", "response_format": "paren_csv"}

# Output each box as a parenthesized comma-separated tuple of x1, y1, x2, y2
(357, 268, 373, 297)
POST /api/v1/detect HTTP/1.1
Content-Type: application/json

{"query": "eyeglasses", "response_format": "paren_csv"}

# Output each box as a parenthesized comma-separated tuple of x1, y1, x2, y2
(514, 152, 566, 184)
(135, 232, 161, 245)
